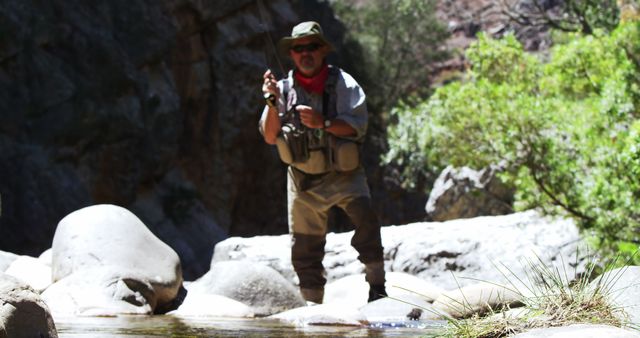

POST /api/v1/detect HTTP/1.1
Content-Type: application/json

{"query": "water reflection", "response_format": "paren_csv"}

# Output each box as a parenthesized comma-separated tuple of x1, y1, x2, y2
(55, 315, 446, 337)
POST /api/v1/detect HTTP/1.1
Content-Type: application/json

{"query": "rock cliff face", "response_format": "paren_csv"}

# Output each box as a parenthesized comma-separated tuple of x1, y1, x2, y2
(0, 0, 349, 279)
(0, 0, 555, 280)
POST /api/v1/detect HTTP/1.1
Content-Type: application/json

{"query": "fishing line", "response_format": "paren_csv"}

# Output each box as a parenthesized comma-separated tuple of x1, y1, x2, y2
(256, 0, 287, 78)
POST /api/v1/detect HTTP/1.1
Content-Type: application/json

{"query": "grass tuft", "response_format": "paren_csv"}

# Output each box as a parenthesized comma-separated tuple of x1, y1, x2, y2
(438, 250, 634, 338)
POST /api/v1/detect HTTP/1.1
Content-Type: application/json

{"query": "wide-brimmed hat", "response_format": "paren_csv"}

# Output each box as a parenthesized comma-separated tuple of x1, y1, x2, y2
(277, 21, 334, 57)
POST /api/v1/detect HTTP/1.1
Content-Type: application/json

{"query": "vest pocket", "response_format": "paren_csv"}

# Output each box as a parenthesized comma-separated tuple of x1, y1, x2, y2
(276, 130, 310, 165)
(294, 149, 329, 174)
(275, 136, 293, 164)
(332, 139, 360, 172)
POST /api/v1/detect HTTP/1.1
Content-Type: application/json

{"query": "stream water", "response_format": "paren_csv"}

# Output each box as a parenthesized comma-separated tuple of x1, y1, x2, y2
(55, 316, 447, 337)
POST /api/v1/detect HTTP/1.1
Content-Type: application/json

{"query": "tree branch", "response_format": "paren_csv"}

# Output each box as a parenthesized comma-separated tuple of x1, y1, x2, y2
(526, 149, 595, 223)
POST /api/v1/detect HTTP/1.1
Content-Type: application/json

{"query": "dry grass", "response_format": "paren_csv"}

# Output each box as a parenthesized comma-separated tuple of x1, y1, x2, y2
(439, 252, 631, 338)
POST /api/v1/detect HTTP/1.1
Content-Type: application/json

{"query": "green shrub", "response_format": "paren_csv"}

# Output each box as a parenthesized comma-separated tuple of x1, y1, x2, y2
(332, 0, 450, 112)
(384, 20, 640, 263)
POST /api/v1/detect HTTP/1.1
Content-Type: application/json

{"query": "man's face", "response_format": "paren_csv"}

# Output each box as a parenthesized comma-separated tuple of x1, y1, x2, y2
(289, 36, 328, 77)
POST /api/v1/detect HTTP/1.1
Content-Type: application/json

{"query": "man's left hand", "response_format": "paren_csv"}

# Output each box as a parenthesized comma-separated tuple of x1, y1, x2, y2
(296, 105, 323, 129)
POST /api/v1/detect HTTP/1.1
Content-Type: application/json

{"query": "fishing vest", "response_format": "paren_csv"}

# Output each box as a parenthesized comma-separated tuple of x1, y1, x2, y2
(275, 65, 360, 174)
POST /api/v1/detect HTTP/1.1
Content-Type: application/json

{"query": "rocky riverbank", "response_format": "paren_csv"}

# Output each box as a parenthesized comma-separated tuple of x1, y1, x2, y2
(2, 204, 640, 337)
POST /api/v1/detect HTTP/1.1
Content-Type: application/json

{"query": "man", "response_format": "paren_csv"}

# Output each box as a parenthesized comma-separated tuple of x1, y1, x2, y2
(259, 21, 387, 304)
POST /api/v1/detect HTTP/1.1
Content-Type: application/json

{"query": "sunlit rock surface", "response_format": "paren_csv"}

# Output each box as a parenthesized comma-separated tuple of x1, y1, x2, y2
(425, 165, 514, 221)
(212, 234, 296, 283)
(0, 273, 57, 337)
(188, 261, 305, 316)
(591, 266, 640, 327)
(512, 324, 640, 338)
(168, 294, 254, 318)
(42, 267, 156, 316)
(213, 210, 587, 290)
(270, 303, 365, 327)
(433, 281, 522, 318)
(4, 255, 52, 293)
(359, 295, 444, 322)
(50, 204, 182, 314)
(324, 272, 444, 307)
(38, 249, 52, 267)
(0, 251, 18, 273)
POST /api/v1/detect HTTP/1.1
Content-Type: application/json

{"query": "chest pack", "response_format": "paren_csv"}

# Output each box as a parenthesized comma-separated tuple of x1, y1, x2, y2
(274, 66, 360, 174)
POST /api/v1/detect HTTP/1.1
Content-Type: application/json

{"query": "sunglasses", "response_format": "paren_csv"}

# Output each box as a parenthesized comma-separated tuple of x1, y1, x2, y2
(290, 43, 322, 53)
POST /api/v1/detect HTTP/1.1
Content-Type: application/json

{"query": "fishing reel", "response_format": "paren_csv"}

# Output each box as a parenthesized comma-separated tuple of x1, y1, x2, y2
(264, 93, 276, 108)
(282, 104, 306, 135)
(281, 103, 309, 163)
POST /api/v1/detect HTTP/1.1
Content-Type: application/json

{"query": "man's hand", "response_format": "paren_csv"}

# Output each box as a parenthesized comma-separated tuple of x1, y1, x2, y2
(262, 69, 279, 105)
(296, 105, 323, 129)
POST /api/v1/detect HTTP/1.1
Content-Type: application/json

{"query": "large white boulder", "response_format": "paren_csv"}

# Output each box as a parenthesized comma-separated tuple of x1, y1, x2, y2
(385, 211, 587, 289)
(212, 210, 587, 290)
(0, 273, 57, 337)
(42, 267, 157, 316)
(188, 261, 305, 316)
(51, 204, 183, 313)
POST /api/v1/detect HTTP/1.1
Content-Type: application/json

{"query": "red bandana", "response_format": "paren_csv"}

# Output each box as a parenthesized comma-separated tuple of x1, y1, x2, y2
(294, 64, 329, 94)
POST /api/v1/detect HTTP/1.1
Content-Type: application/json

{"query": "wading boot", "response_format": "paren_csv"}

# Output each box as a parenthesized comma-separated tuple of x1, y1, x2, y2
(300, 287, 324, 305)
(368, 284, 388, 302)
(365, 261, 387, 302)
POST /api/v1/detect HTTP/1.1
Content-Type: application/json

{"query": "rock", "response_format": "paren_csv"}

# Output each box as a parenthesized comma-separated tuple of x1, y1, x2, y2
(387, 211, 587, 289)
(359, 294, 445, 322)
(0, 272, 57, 337)
(425, 165, 514, 221)
(324, 272, 444, 307)
(0, 138, 92, 264)
(0, 0, 559, 281)
(4, 256, 52, 293)
(129, 169, 228, 279)
(211, 234, 297, 284)
(168, 294, 254, 318)
(433, 281, 522, 318)
(38, 249, 52, 267)
(512, 324, 640, 338)
(269, 303, 365, 327)
(213, 210, 587, 290)
(188, 261, 305, 316)
(590, 266, 640, 326)
(41, 267, 156, 316)
(490, 307, 535, 320)
(0, 251, 18, 273)
(51, 204, 183, 313)
(0, 0, 348, 283)
(435, 0, 552, 55)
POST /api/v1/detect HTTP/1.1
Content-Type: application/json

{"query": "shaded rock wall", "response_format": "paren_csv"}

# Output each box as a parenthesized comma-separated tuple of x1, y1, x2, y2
(0, 0, 350, 279)
(0, 0, 554, 281)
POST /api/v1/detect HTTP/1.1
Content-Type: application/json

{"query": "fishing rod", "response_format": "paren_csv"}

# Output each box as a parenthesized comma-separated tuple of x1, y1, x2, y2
(256, 0, 288, 107)
(255, 0, 306, 135)
(257, 0, 287, 77)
